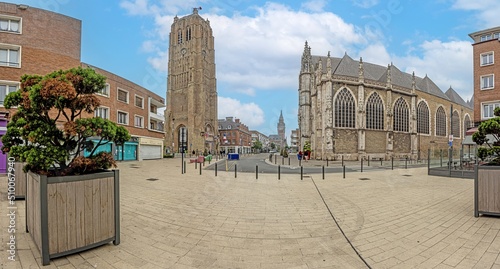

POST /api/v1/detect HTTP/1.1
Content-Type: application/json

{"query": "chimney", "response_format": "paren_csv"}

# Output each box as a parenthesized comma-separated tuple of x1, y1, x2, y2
(226, 116, 233, 122)
(235, 118, 240, 123)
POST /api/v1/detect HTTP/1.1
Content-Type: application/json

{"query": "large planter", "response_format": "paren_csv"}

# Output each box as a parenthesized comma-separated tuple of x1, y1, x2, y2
(474, 165, 500, 217)
(26, 170, 120, 265)
(11, 161, 27, 200)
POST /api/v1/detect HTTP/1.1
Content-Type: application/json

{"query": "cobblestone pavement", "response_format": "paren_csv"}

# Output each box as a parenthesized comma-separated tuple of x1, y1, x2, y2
(1, 155, 499, 268)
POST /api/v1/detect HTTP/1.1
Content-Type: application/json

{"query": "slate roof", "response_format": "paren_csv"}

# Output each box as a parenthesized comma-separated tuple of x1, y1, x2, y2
(311, 53, 470, 105)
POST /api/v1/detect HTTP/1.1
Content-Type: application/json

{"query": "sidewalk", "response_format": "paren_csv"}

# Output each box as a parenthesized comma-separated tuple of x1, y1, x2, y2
(1, 157, 500, 268)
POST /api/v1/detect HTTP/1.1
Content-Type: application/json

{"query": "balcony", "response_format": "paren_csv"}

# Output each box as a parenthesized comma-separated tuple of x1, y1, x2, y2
(149, 97, 165, 122)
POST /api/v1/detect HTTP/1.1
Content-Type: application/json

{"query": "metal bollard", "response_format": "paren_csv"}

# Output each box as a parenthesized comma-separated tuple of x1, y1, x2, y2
(361, 159, 363, 172)
(278, 165, 280, 180)
(380, 158, 383, 166)
(275, 155, 277, 164)
(367, 156, 370, 166)
(256, 165, 258, 179)
(300, 166, 303, 180)
(326, 159, 329, 167)
(391, 157, 394, 170)
(184, 161, 186, 174)
(342, 155, 344, 166)
(405, 157, 408, 169)
(288, 157, 290, 165)
(215, 163, 217, 177)
(322, 165, 325, 180)
(195, 162, 197, 169)
(199, 162, 202, 175)
(343, 165, 346, 179)
(235, 164, 237, 178)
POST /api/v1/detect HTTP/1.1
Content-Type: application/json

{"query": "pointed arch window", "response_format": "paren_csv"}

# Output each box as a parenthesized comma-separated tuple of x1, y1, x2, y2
(366, 93, 384, 130)
(177, 30, 183, 44)
(463, 115, 471, 137)
(334, 88, 355, 128)
(452, 110, 460, 138)
(436, 107, 446, 136)
(186, 27, 192, 41)
(417, 101, 430, 134)
(393, 97, 409, 132)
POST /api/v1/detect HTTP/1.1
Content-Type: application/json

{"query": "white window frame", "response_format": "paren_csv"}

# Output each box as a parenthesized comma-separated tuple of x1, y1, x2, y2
(97, 83, 110, 97)
(480, 52, 494, 66)
(117, 88, 129, 103)
(134, 94, 144, 109)
(0, 80, 19, 106)
(0, 15, 21, 34)
(480, 74, 494, 90)
(0, 43, 21, 68)
(134, 115, 144, 128)
(94, 106, 109, 119)
(482, 102, 500, 120)
(117, 110, 129, 125)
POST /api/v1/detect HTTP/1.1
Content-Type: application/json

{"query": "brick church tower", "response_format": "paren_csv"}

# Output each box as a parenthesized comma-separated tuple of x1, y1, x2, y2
(165, 7, 218, 154)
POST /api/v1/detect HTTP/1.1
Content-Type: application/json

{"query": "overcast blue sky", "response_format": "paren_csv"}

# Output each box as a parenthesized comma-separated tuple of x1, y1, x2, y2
(4, 0, 500, 137)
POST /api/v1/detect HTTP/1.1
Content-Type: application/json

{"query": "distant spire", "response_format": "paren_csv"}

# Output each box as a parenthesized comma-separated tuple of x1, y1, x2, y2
(358, 57, 364, 82)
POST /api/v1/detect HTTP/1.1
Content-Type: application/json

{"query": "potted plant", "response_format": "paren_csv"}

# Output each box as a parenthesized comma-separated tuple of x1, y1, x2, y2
(1, 67, 130, 265)
(472, 107, 500, 217)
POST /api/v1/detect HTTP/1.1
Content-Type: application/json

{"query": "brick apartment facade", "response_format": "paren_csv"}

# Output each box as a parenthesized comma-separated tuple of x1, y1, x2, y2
(218, 117, 252, 154)
(0, 2, 165, 172)
(469, 27, 500, 125)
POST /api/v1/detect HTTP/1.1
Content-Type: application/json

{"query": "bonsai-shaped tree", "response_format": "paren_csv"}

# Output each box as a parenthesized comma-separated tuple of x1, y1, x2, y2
(303, 141, 312, 160)
(1, 67, 130, 175)
(472, 107, 500, 165)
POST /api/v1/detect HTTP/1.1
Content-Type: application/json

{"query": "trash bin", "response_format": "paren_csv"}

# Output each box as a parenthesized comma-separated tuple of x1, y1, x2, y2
(205, 155, 212, 162)
(297, 154, 302, 160)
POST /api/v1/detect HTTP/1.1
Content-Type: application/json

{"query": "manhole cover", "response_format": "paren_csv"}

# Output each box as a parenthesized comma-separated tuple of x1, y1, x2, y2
(146, 178, 159, 181)
(359, 178, 370, 180)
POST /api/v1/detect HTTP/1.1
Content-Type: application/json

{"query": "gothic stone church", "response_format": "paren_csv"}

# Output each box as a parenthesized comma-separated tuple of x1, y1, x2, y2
(298, 42, 474, 161)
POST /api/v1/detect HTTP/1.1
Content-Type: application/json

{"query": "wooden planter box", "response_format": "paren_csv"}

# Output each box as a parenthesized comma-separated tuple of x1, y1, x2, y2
(26, 170, 120, 265)
(474, 165, 500, 217)
(13, 162, 27, 200)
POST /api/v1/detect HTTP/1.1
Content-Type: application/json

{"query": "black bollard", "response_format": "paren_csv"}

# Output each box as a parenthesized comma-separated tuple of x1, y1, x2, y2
(368, 156, 370, 166)
(440, 149, 443, 167)
(256, 165, 258, 179)
(342, 155, 344, 166)
(184, 161, 186, 174)
(288, 157, 290, 165)
(405, 157, 408, 169)
(275, 155, 277, 164)
(215, 163, 217, 177)
(380, 158, 383, 166)
(343, 165, 346, 179)
(301, 166, 303, 180)
(278, 165, 281, 180)
(391, 157, 394, 170)
(322, 165, 325, 180)
(195, 162, 197, 170)
(361, 159, 363, 173)
(199, 162, 202, 175)
(235, 164, 237, 178)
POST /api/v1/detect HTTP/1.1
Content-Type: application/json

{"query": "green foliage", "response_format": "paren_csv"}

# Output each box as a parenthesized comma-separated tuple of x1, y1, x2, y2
(1, 67, 130, 175)
(473, 107, 500, 164)
(270, 143, 276, 150)
(252, 140, 263, 150)
(303, 141, 311, 152)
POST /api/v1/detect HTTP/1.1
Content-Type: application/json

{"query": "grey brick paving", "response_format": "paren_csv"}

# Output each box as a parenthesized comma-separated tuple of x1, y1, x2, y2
(1, 156, 500, 268)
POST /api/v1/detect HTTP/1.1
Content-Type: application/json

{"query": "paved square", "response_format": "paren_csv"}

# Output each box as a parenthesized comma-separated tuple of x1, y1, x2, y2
(1, 156, 500, 268)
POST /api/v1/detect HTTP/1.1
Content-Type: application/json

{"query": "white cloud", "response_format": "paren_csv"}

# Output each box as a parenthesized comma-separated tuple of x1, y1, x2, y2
(356, 43, 392, 66)
(120, 0, 152, 15)
(301, 0, 327, 12)
(452, 0, 500, 28)
(218, 97, 265, 128)
(394, 40, 473, 100)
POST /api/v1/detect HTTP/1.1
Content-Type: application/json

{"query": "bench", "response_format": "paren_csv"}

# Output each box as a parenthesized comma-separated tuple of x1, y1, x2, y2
(189, 156, 205, 163)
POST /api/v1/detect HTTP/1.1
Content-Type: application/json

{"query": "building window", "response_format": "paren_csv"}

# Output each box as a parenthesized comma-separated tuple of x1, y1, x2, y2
(481, 74, 494, 90)
(117, 111, 128, 125)
(365, 92, 384, 130)
(117, 88, 128, 103)
(186, 27, 191, 41)
(0, 83, 17, 105)
(0, 17, 20, 33)
(134, 115, 143, 128)
(334, 88, 355, 128)
(150, 104, 157, 114)
(135, 95, 143, 108)
(463, 114, 471, 137)
(483, 103, 500, 119)
(177, 30, 183, 44)
(452, 110, 460, 138)
(227, 125, 232, 129)
(436, 106, 447, 137)
(393, 97, 409, 132)
(481, 52, 494, 66)
(0, 46, 20, 67)
(94, 107, 109, 119)
(417, 101, 430, 134)
(97, 83, 110, 96)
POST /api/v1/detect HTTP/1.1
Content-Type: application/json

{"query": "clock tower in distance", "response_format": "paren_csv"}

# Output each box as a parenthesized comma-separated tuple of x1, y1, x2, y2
(165, 7, 218, 154)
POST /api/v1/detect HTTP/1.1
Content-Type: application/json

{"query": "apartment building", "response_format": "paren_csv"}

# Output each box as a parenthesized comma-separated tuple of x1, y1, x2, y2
(469, 27, 500, 125)
(250, 130, 270, 152)
(218, 117, 252, 154)
(0, 2, 165, 173)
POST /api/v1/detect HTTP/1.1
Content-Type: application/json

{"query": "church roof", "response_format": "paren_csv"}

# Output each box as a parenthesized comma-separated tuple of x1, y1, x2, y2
(310, 53, 471, 105)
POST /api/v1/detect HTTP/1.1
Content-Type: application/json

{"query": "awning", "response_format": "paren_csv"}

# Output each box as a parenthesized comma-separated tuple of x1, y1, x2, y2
(465, 127, 478, 136)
